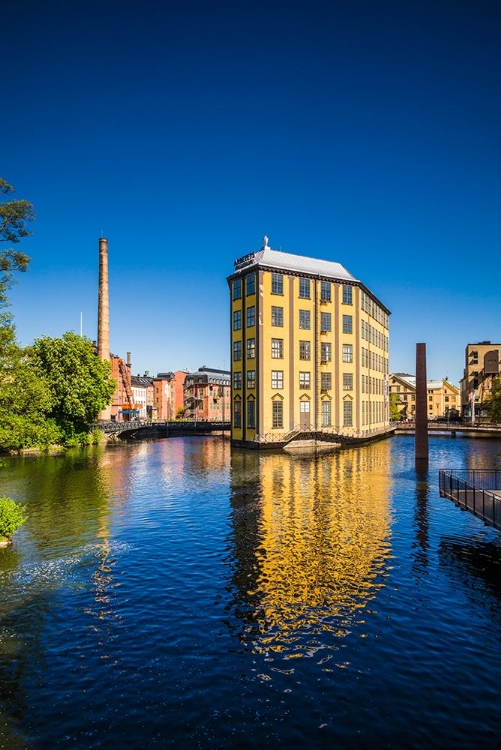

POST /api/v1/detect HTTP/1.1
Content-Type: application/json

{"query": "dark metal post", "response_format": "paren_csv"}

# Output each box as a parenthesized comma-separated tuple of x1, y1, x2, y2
(415, 343, 429, 462)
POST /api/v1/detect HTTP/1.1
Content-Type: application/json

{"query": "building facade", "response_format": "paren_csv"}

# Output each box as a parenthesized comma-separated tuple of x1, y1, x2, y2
(183, 367, 230, 421)
(153, 370, 187, 421)
(389, 373, 460, 420)
(131, 375, 154, 420)
(227, 239, 391, 448)
(460, 342, 500, 420)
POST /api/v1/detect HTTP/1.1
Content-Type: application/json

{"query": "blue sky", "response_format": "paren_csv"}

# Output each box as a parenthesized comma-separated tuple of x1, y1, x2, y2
(3, 0, 500, 384)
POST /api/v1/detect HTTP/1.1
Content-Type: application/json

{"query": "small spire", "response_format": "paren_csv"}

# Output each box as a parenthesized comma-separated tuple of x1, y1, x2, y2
(263, 235, 269, 249)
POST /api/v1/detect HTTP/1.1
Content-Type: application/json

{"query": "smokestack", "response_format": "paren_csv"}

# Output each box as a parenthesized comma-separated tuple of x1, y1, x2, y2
(127, 352, 131, 366)
(97, 237, 110, 361)
(97, 237, 111, 421)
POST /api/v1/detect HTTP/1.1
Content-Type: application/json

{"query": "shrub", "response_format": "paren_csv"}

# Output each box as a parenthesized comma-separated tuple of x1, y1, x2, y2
(0, 497, 27, 541)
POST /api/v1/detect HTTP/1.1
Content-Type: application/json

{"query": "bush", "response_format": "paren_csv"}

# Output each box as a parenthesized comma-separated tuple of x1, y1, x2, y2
(0, 497, 27, 541)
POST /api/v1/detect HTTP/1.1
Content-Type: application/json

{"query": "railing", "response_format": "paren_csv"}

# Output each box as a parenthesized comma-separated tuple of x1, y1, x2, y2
(254, 423, 395, 445)
(92, 420, 231, 435)
(396, 420, 501, 432)
(439, 469, 501, 531)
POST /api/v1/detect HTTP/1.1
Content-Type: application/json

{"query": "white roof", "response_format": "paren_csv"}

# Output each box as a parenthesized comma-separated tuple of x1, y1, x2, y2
(251, 247, 357, 282)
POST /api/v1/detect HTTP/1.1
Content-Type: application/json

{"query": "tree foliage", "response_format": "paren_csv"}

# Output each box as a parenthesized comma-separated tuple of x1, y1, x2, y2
(486, 377, 501, 424)
(30, 332, 116, 440)
(0, 317, 60, 451)
(389, 392, 401, 421)
(0, 496, 27, 541)
(0, 177, 34, 308)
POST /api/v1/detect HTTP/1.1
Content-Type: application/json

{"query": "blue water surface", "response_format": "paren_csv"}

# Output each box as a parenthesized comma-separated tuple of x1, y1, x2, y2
(1, 435, 500, 749)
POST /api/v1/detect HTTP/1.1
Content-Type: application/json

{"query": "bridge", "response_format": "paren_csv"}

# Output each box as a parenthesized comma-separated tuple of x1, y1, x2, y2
(92, 420, 231, 438)
(394, 421, 501, 438)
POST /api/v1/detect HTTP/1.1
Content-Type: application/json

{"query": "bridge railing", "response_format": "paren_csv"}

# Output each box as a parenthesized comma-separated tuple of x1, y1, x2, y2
(439, 469, 501, 531)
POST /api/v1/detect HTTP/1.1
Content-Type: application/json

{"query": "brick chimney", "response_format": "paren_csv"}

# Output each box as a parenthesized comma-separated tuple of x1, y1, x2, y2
(97, 237, 111, 420)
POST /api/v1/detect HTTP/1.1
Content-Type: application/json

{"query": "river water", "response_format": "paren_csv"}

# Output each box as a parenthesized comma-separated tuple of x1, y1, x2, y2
(1, 435, 500, 749)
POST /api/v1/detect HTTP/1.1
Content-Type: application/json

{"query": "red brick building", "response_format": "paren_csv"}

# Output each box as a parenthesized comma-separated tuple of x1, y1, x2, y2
(183, 367, 230, 422)
(153, 371, 187, 421)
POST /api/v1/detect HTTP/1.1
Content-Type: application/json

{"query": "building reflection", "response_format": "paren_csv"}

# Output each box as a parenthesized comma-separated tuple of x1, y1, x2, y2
(227, 443, 393, 658)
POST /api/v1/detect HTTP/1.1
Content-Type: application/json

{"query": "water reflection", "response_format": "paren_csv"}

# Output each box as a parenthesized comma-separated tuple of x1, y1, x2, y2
(412, 463, 430, 576)
(228, 442, 393, 660)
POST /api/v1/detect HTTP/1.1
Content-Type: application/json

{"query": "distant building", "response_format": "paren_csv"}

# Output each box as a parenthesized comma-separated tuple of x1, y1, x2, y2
(389, 373, 460, 419)
(183, 367, 230, 422)
(109, 353, 137, 422)
(227, 239, 390, 448)
(153, 371, 188, 421)
(460, 342, 500, 420)
(131, 375, 154, 419)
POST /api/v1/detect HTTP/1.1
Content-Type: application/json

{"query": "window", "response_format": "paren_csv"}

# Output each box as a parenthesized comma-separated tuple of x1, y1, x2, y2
(247, 338, 255, 359)
(321, 312, 331, 332)
(233, 279, 241, 300)
(343, 401, 353, 426)
(272, 273, 283, 295)
(343, 285, 352, 304)
(445, 396, 449, 402)
(299, 372, 310, 389)
(299, 310, 310, 329)
(321, 281, 331, 302)
(343, 344, 353, 363)
(247, 370, 255, 389)
(272, 338, 283, 358)
(272, 306, 283, 326)
(234, 372, 242, 390)
(321, 400, 331, 426)
(246, 274, 255, 296)
(233, 341, 242, 361)
(321, 372, 332, 391)
(272, 401, 283, 428)
(233, 310, 241, 330)
(321, 342, 331, 362)
(247, 305, 255, 327)
(272, 370, 283, 389)
(343, 315, 352, 334)
(233, 400, 241, 428)
(247, 400, 255, 428)
(299, 340, 311, 360)
(343, 373, 353, 390)
(429, 395, 433, 401)
(299, 277, 310, 298)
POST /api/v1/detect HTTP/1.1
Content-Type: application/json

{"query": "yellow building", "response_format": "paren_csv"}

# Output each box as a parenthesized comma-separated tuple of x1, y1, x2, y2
(460, 341, 500, 420)
(389, 373, 460, 420)
(227, 238, 391, 448)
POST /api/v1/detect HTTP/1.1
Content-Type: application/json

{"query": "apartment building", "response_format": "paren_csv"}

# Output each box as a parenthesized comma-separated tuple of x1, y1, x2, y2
(389, 373, 460, 420)
(227, 239, 390, 448)
(460, 342, 500, 419)
(183, 367, 230, 421)
(131, 375, 154, 420)
(153, 370, 187, 421)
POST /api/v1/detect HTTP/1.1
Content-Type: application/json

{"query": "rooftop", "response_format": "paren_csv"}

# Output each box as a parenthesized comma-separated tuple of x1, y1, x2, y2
(232, 240, 357, 282)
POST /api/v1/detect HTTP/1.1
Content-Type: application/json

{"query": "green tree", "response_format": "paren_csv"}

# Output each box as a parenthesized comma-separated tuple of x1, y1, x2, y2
(486, 377, 501, 424)
(0, 317, 60, 451)
(0, 177, 34, 308)
(0, 497, 27, 543)
(389, 392, 401, 421)
(30, 332, 115, 442)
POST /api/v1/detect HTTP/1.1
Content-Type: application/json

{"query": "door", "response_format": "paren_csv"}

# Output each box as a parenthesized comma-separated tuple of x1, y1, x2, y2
(300, 400, 310, 429)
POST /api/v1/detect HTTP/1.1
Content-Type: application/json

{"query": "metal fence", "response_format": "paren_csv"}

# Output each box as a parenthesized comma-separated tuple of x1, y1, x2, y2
(439, 469, 501, 531)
